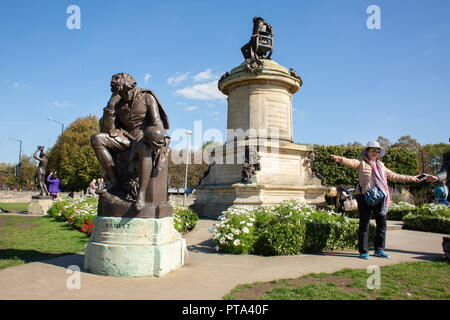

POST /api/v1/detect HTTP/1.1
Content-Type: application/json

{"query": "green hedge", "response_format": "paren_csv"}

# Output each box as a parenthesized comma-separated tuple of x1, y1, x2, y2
(403, 215, 450, 234)
(312, 145, 419, 187)
(209, 201, 376, 256)
(402, 203, 450, 234)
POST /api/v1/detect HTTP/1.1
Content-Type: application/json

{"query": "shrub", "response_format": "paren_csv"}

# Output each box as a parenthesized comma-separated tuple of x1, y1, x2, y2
(403, 215, 450, 234)
(47, 197, 197, 235)
(403, 203, 450, 234)
(48, 197, 98, 235)
(388, 202, 416, 221)
(173, 206, 198, 233)
(209, 201, 376, 256)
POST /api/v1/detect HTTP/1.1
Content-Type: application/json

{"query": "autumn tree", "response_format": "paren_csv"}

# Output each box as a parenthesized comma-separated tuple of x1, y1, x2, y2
(47, 115, 103, 192)
(3, 156, 37, 190)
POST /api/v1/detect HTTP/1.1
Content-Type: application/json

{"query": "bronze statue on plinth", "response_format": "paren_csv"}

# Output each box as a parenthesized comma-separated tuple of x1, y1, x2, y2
(91, 72, 172, 218)
(241, 17, 274, 73)
(32, 146, 50, 199)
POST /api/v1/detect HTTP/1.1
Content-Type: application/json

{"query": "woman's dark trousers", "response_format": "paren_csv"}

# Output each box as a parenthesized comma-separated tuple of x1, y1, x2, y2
(355, 194, 387, 254)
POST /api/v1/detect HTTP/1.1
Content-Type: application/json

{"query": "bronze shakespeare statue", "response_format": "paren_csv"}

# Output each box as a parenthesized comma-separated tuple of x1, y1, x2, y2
(33, 146, 50, 198)
(241, 17, 274, 62)
(91, 73, 171, 216)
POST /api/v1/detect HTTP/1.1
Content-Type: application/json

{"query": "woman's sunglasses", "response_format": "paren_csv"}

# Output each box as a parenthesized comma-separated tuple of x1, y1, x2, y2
(368, 148, 380, 153)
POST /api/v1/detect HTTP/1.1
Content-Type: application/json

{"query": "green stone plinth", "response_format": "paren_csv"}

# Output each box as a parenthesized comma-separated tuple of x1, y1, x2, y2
(84, 216, 187, 277)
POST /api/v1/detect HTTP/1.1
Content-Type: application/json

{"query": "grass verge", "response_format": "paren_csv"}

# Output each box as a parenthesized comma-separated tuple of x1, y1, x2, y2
(0, 215, 89, 269)
(0, 202, 29, 213)
(224, 260, 450, 300)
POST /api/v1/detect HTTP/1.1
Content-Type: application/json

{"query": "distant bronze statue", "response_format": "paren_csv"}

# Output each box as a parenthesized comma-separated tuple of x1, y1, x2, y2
(241, 17, 274, 63)
(241, 146, 261, 184)
(91, 73, 171, 216)
(33, 146, 49, 197)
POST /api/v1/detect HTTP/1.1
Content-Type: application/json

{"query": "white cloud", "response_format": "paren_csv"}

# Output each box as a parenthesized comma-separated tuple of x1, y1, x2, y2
(12, 82, 28, 88)
(144, 73, 152, 84)
(167, 72, 190, 86)
(175, 80, 226, 101)
(193, 69, 218, 83)
(52, 100, 74, 108)
(184, 106, 198, 111)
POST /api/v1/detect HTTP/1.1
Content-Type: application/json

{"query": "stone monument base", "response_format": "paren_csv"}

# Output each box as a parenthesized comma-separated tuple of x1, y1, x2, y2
(192, 139, 327, 218)
(28, 198, 53, 216)
(84, 216, 187, 277)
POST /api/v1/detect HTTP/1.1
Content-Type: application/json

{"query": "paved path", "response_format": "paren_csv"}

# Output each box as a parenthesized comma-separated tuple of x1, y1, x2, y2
(0, 219, 444, 300)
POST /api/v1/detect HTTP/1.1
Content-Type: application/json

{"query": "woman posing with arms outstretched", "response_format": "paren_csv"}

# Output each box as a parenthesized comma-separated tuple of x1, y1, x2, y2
(331, 141, 432, 259)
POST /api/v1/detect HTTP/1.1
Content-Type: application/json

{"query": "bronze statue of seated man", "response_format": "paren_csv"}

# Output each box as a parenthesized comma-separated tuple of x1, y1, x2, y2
(241, 16, 273, 61)
(91, 72, 170, 212)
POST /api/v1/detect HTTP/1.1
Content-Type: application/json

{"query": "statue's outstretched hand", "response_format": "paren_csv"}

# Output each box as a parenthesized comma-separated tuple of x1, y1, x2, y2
(426, 175, 439, 183)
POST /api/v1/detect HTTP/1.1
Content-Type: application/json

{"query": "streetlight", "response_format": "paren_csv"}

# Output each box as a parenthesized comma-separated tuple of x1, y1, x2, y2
(48, 118, 65, 171)
(5, 137, 23, 188)
(183, 130, 193, 206)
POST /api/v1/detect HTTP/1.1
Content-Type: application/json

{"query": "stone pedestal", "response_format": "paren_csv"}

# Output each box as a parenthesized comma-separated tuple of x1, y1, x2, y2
(28, 198, 53, 216)
(192, 59, 327, 218)
(84, 216, 187, 277)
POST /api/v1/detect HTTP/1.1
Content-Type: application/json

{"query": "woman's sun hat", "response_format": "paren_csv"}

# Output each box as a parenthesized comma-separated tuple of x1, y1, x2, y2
(361, 141, 386, 159)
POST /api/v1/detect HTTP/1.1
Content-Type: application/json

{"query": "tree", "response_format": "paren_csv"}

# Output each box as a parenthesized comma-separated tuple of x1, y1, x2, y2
(346, 141, 362, 147)
(168, 149, 209, 190)
(47, 115, 103, 192)
(376, 136, 392, 149)
(3, 156, 37, 190)
(392, 135, 421, 153)
(421, 143, 450, 174)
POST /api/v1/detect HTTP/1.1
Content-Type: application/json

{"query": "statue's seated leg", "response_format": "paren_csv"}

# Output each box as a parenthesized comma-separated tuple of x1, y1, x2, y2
(134, 126, 168, 212)
(91, 133, 130, 193)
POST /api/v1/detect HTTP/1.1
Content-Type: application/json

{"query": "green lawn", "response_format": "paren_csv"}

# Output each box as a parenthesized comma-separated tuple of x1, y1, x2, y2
(0, 215, 89, 269)
(224, 260, 450, 300)
(0, 202, 29, 213)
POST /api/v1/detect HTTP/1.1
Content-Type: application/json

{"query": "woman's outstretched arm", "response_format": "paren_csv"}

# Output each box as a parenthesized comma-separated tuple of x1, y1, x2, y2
(331, 155, 361, 169)
(383, 164, 421, 183)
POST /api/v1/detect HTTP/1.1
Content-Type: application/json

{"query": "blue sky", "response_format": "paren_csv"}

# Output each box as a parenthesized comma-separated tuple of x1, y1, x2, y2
(0, 0, 449, 163)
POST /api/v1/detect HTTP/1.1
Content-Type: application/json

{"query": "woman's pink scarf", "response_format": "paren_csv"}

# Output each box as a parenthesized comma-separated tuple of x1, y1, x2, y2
(368, 159, 390, 215)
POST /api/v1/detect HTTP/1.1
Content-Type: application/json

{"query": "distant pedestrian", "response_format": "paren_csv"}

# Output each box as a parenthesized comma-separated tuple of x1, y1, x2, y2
(47, 171, 60, 200)
(88, 178, 98, 195)
(434, 181, 449, 206)
(97, 178, 105, 192)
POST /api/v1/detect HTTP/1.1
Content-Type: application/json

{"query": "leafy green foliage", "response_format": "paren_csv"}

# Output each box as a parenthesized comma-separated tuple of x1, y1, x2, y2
(173, 206, 199, 233)
(210, 201, 376, 256)
(2, 156, 38, 190)
(402, 203, 450, 234)
(47, 116, 103, 192)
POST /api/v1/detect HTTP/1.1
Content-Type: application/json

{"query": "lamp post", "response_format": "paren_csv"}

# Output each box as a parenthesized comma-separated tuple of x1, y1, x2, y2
(5, 137, 23, 188)
(48, 118, 64, 172)
(183, 130, 192, 206)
